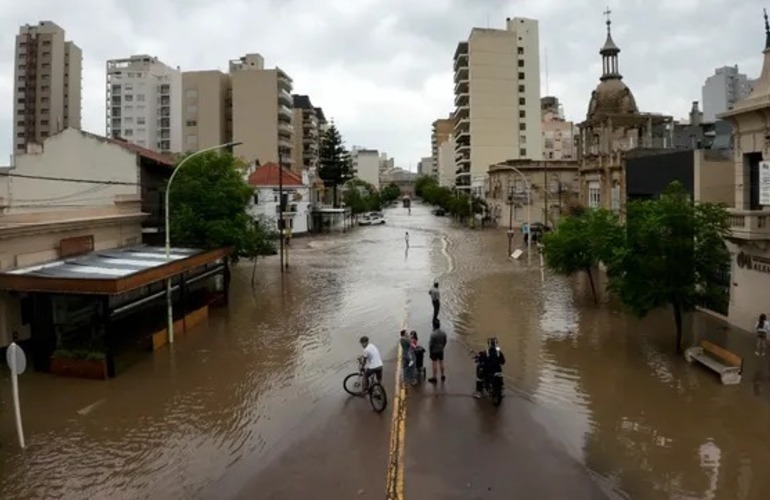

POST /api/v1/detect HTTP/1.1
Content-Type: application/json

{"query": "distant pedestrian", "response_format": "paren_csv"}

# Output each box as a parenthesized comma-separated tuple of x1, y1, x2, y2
(429, 281, 440, 321)
(428, 319, 447, 384)
(405, 231, 410, 248)
(756, 313, 768, 356)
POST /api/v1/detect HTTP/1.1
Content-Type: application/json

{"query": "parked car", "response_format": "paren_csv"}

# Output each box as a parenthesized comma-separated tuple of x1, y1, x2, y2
(359, 214, 372, 226)
(369, 215, 386, 225)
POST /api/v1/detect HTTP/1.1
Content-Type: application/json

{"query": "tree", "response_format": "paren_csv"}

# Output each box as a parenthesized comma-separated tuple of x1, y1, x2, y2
(318, 123, 354, 207)
(606, 182, 730, 353)
(168, 151, 277, 272)
(343, 179, 381, 214)
(542, 208, 622, 304)
(381, 183, 402, 204)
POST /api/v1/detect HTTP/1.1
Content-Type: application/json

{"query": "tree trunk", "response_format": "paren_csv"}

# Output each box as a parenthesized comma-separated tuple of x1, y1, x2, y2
(333, 185, 338, 208)
(673, 301, 684, 354)
(586, 267, 598, 305)
(250, 257, 258, 287)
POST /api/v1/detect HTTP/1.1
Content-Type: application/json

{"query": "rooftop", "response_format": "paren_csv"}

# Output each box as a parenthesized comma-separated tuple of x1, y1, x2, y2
(292, 94, 314, 110)
(247, 162, 304, 187)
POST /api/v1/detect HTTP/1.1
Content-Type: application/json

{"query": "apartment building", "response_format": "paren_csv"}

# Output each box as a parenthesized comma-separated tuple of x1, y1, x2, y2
(229, 53, 294, 166)
(541, 96, 576, 160)
(13, 21, 82, 155)
(315, 107, 329, 134)
(417, 156, 433, 176)
(437, 134, 457, 187)
(106, 55, 182, 153)
(702, 65, 755, 122)
(431, 117, 454, 179)
(453, 17, 542, 191)
(350, 147, 380, 188)
(181, 70, 230, 151)
(291, 95, 320, 172)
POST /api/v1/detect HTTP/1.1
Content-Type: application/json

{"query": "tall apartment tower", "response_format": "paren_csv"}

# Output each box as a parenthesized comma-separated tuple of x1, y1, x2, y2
(541, 96, 576, 160)
(453, 17, 542, 190)
(702, 65, 755, 122)
(13, 21, 82, 155)
(431, 117, 454, 179)
(229, 53, 294, 166)
(291, 95, 320, 172)
(106, 55, 182, 153)
(181, 70, 231, 151)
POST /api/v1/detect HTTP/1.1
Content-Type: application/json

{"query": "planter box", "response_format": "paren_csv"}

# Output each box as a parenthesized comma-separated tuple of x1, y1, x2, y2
(50, 356, 109, 380)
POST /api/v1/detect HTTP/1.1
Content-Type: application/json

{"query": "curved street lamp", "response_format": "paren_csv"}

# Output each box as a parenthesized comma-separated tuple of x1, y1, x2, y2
(505, 165, 532, 265)
(164, 141, 242, 345)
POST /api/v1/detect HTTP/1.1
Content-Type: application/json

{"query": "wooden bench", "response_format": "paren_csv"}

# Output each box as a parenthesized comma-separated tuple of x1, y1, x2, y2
(684, 340, 743, 385)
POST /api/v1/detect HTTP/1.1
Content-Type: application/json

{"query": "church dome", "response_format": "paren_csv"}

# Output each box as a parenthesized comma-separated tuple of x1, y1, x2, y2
(587, 79, 638, 120)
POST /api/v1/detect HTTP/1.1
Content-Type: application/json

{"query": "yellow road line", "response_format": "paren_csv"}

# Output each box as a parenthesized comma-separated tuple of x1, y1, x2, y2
(386, 343, 407, 499)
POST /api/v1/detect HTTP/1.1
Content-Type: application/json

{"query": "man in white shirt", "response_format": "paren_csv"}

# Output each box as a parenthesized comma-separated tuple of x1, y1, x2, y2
(359, 336, 384, 392)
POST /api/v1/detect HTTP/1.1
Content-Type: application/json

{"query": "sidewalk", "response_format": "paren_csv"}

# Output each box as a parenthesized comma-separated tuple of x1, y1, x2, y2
(401, 338, 611, 499)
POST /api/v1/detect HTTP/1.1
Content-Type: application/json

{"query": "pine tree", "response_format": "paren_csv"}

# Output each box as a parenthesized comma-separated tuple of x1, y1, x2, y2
(317, 123, 354, 207)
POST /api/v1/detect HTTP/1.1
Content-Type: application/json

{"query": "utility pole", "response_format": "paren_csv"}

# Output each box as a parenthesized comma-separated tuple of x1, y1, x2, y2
(544, 159, 549, 227)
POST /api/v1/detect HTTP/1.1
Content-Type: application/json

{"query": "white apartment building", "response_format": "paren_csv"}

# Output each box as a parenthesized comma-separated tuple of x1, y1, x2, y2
(702, 65, 755, 122)
(350, 147, 381, 188)
(106, 55, 182, 153)
(13, 21, 82, 156)
(453, 17, 542, 191)
(541, 96, 576, 160)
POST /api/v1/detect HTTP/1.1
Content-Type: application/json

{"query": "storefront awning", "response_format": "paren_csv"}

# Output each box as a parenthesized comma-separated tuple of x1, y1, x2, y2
(0, 246, 230, 294)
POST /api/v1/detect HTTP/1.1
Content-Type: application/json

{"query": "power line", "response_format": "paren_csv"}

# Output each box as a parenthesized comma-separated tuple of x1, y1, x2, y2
(11, 184, 112, 203)
(0, 172, 140, 186)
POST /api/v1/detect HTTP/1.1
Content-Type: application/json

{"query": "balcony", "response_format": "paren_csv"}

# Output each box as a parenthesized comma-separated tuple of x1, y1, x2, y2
(453, 53, 468, 71)
(278, 89, 292, 106)
(453, 67, 469, 84)
(277, 71, 292, 91)
(454, 79, 469, 95)
(728, 209, 770, 241)
(455, 106, 469, 120)
(454, 92, 469, 107)
(454, 117, 469, 134)
(278, 137, 293, 150)
(278, 121, 293, 136)
(278, 105, 292, 122)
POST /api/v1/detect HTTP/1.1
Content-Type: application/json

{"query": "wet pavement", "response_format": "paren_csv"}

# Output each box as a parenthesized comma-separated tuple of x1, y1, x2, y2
(1, 203, 770, 499)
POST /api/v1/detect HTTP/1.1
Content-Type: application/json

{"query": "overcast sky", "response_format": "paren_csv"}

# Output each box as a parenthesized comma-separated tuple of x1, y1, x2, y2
(1, 0, 767, 169)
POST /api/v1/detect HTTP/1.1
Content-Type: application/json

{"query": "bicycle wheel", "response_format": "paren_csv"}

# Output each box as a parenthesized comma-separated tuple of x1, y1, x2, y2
(368, 383, 388, 413)
(343, 373, 364, 396)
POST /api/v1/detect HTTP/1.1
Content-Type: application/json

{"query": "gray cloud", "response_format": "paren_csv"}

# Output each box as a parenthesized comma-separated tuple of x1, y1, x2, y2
(0, 0, 767, 167)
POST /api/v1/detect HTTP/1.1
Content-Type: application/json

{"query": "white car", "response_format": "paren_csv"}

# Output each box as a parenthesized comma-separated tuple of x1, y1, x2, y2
(359, 214, 372, 226)
(369, 215, 386, 225)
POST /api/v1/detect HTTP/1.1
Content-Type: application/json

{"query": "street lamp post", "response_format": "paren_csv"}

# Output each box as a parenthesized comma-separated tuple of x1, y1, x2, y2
(506, 166, 532, 265)
(164, 141, 241, 345)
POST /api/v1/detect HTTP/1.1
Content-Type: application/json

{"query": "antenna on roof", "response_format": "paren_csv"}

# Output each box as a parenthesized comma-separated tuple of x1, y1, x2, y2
(545, 47, 549, 95)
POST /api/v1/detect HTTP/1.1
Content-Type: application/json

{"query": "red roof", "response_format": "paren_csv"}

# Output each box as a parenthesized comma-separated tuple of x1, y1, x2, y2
(105, 137, 175, 167)
(247, 162, 304, 187)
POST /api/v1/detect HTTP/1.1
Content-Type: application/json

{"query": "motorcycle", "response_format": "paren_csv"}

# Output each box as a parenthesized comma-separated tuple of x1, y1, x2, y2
(474, 351, 504, 406)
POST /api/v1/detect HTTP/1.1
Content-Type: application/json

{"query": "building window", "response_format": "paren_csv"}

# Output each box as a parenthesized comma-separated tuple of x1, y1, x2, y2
(519, 134, 527, 145)
(123, 129, 133, 136)
(124, 83, 134, 91)
(518, 60, 524, 67)
(519, 148, 527, 157)
(518, 72, 525, 80)
(186, 105, 198, 115)
(588, 181, 601, 208)
(124, 117, 133, 124)
(136, 94, 145, 102)
(517, 47, 524, 55)
(136, 117, 145, 125)
(611, 183, 621, 213)
(519, 110, 525, 118)
(518, 84, 525, 92)
(186, 89, 198, 98)
(519, 97, 525, 105)
(124, 94, 133, 102)
(519, 123, 526, 131)
(186, 120, 197, 127)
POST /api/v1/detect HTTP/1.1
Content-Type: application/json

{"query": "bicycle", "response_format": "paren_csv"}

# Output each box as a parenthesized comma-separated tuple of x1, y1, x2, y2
(343, 358, 388, 413)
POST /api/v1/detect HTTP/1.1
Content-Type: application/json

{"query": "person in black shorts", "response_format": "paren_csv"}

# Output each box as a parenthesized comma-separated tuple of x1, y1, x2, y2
(428, 318, 447, 383)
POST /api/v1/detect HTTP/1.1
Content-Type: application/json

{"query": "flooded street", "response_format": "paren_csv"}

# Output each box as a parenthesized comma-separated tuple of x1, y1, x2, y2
(2, 203, 770, 499)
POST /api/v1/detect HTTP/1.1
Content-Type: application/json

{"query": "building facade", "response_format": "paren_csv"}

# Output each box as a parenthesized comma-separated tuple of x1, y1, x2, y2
(486, 160, 580, 228)
(13, 21, 82, 156)
(702, 65, 755, 122)
(417, 156, 433, 177)
(291, 95, 320, 173)
(181, 70, 231, 151)
(541, 96, 576, 160)
(431, 117, 454, 178)
(577, 16, 673, 213)
(105, 55, 182, 154)
(246, 162, 311, 234)
(229, 53, 294, 167)
(720, 20, 770, 332)
(437, 135, 457, 187)
(453, 17, 542, 190)
(350, 147, 381, 188)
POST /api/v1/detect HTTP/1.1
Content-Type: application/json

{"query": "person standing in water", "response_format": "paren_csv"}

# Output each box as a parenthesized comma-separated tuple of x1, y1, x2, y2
(429, 281, 440, 321)
(405, 231, 410, 248)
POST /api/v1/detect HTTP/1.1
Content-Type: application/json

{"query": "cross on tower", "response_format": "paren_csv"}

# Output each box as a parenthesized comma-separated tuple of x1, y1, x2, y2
(603, 7, 612, 27)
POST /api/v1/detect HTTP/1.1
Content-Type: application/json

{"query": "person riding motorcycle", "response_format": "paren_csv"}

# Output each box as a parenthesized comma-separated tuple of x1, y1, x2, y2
(474, 337, 506, 399)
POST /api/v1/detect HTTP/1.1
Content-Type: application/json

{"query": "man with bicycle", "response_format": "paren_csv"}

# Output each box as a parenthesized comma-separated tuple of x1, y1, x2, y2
(359, 336, 383, 392)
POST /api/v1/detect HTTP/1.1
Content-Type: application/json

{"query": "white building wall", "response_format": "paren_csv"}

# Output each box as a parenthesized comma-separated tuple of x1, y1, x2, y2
(438, 136, 457, 187)
(106, 55, 183, 153)
(247, 186, 311, 234)
(3, 129, 141, 214)
(351, 149, 381, 188)
(702, 66, 754, 122)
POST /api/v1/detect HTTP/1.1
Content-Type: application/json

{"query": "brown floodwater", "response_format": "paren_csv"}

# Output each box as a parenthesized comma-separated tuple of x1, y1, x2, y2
(1, 203, 769, 499)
